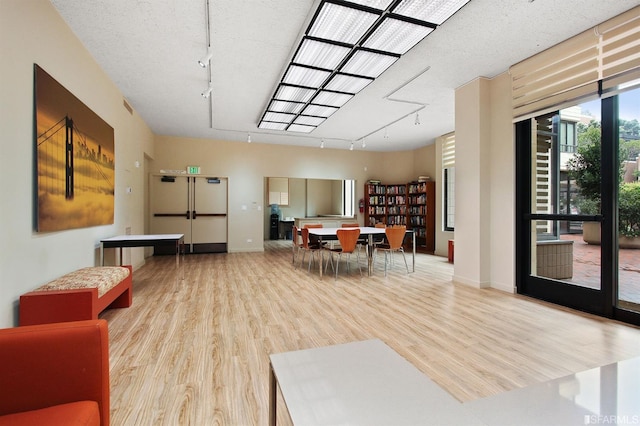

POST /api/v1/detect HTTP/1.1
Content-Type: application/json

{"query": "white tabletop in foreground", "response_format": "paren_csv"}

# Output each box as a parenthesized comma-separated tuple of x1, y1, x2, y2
(464, 355, 640, 426)
(270, 339, 483, 425)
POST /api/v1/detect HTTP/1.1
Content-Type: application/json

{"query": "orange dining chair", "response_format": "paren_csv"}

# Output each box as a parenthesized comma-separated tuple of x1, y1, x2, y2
(325, 228, 362, 279)
(372, 222, 387, 247)
(341, 223, 366, 255)
(304, 224, 324, 246)
(299, 227, 323, 272)
(373, 225, 409, 276)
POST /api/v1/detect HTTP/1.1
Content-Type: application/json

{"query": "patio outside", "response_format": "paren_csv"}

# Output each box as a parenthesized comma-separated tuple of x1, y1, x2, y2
(559, 233, 640, 310)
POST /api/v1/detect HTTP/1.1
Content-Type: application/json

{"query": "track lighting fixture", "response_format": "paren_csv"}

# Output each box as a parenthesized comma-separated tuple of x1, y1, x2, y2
(247, 133, 251, 143)
(361, 139, 366, 148)
(320, 139, 325, 149)
(384, 127, 389, 139)
(201, 82, 213, 98)
(198, 50, 213, 68)
(349, 141, 354, 151)
(415, 112, 420, 125)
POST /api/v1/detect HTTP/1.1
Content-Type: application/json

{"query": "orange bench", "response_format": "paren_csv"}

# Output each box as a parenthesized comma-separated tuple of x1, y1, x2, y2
(19, 266, 132, 326)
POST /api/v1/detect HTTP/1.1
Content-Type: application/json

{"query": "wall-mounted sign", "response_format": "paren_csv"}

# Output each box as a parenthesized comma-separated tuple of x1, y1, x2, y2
(187, 166, 201, 175)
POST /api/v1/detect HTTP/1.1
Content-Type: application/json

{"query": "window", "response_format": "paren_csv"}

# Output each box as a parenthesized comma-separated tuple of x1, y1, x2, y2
(442, 133, 455, 231)
(444, 168, 455, 231)
(343, 179, 354, 216)
(560, 120, 577, 153)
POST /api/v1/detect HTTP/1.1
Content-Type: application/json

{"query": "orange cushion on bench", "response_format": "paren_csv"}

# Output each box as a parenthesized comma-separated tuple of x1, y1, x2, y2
(35, 267, 130, 297)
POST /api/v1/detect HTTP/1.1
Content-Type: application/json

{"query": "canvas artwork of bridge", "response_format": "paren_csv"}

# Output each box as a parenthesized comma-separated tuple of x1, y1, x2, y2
(35, 64, 115, 232)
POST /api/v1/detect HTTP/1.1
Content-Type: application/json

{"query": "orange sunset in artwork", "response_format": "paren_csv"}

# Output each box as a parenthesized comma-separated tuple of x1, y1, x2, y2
(35, 65, 114, 232)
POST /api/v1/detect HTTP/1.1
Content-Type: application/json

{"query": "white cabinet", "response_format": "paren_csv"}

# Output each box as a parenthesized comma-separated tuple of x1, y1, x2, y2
(150, 175, 228, 253)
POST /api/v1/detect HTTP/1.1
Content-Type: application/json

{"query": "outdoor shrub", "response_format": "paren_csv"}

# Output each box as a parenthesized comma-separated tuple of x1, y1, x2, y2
(619, 182, 640, 238)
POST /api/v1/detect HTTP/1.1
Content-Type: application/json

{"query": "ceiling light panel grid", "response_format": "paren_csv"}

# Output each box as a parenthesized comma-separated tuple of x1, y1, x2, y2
(302, 104, 339, 117)
(283, 65, 332, 88)
(362, 18, 434, 54)
(259, 122, 288, 130)
(308, 2, 379, 44)
(294, 115, 327, 126)
(341, 49, 399, 78)
(393, 0, 470, 25)
(258, 0, 471, 135)
(268, 100, 305, 114)
(325, 73, 373, 93)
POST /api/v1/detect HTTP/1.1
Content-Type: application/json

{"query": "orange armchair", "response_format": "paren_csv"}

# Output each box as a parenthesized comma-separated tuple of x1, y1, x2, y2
(0, 320, 110, 425)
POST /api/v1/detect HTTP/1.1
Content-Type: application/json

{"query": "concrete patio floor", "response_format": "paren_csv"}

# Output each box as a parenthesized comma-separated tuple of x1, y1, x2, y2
(558, 233, 640, 308)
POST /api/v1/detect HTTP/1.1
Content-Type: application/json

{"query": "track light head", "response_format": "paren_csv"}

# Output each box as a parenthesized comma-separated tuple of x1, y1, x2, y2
(201, 82, 213, 98)
(415, 112, 420, 125)
(349, 141, 354, 151)
(198, 51, 213, 68)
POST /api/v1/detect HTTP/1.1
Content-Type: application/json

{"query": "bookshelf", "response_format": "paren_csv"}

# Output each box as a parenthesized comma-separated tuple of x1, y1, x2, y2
(385, 184, 407, 226)
(364, 181, 435, 253)
(365, 183, 386, 226)
(407, 181, 435, 253)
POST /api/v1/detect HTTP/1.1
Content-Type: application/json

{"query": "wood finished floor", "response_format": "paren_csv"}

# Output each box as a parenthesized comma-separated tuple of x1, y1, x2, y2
(102, 241, 640, 425)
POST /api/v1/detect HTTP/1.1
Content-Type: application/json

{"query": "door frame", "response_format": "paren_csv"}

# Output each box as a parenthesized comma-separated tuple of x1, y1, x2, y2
(514, 96, 636, 322)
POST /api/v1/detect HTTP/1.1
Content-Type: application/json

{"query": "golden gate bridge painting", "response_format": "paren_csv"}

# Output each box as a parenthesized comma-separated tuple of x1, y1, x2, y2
(35, 65, 114, 232)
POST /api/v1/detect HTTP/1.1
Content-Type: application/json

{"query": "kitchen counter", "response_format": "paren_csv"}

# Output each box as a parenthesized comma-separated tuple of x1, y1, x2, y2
(294, 217, 358, 228)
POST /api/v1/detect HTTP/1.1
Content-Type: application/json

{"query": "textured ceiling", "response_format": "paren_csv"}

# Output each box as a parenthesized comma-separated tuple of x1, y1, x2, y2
(50, 0, 638, 152)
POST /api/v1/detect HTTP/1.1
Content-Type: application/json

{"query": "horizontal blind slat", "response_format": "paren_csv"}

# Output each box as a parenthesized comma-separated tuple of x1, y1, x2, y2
(597, 7, 640, 35)
(513, 64, 599, 106)
(513, 71, 599, 111)
(510, 30, 597, 79)
(513, 83, 599, 119)
(512, 49, 598, 94)
(602, 67, 640, 93)
(441, 134, 455, 168)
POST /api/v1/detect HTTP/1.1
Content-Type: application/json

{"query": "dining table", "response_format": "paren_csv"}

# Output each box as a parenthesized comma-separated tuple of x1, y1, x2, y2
(306, 227, 415, 277)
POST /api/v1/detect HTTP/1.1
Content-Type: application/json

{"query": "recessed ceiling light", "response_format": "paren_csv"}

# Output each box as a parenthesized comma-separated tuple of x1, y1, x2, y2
(258, 0, 471, 135)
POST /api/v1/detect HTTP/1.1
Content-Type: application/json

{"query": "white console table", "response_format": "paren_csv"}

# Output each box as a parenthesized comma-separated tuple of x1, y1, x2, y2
(100, 234, 184, 276)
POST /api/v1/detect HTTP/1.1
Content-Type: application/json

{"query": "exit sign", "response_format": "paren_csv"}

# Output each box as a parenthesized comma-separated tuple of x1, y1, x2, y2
(187, 166, 200, 174)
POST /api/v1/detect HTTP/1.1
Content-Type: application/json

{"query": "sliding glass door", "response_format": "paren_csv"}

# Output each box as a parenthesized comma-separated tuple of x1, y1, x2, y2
(516, 88, 640, 325)
(616, 87, 640, 319)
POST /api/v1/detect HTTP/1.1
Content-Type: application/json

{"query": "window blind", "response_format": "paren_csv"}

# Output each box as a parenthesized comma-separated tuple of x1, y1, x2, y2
(441, 133, 456, 168)
(511, 5, 640, 120)
(601, 7, 640, 94)
(441, 132, 456, 231)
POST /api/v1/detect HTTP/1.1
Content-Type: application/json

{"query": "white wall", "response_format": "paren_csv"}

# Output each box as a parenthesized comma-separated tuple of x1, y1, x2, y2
(0, 0, 154, 327)
(151, 136, 434, 252)
(453, 78, 491, 288)
(306, 179, 333, 217)
(451, 74, 515, 291)
(489, 72, 516, 293)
